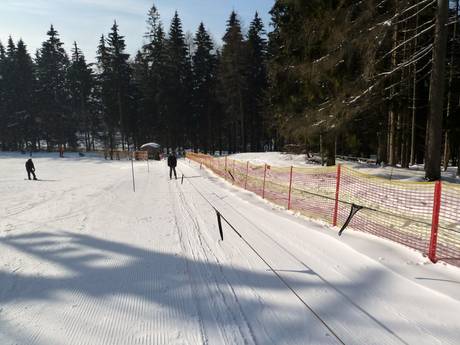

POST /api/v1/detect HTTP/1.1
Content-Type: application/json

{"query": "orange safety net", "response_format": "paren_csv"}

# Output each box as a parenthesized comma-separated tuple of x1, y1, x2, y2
(186, 153, 460, 266)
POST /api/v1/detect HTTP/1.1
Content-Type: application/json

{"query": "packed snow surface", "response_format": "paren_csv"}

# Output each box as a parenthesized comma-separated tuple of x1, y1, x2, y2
(1, 152, 460, 345)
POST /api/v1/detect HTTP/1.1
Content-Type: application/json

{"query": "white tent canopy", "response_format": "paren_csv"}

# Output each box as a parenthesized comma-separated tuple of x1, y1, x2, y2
(140, 142, 161, 150)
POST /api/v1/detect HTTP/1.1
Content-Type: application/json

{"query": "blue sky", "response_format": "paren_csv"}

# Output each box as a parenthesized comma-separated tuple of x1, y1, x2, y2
(0, 0, 274, 62)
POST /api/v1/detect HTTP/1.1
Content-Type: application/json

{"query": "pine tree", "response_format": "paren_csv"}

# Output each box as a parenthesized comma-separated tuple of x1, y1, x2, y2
(2, 37, 18, 149)
(0, 41, 7, 150)
(164, 11, 192, 150)
(246, 12, 268, 151)
(96, 34, 116, 158)
(219, 11, 248, 152)
(192, 22, 217, 152)
(106, 21, 132, 150)
(142, 3, 168, 146)
(67, 42, 95, 150)
(14, 39, 36, 149)
(35, 25, 71, 148)
(131, 50, 150, 145)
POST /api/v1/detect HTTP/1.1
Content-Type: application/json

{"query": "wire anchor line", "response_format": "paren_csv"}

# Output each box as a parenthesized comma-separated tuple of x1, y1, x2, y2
(338, 204, 364, 236)
(179, 167, 347, 345)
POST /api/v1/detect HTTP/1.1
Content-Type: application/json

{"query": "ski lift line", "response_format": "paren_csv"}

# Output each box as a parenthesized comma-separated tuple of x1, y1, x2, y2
(189, 177, 411, 345)
(179, 168, 347, 345)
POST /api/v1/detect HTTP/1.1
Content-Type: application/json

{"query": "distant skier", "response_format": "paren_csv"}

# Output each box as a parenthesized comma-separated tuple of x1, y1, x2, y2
(59, 145, 64, 158)
(167, 152, 177, 180)
(25, 158, 37, 180)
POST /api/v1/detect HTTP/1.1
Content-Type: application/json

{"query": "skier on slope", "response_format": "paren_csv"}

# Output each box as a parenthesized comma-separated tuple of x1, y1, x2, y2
(25, 158, 38, 180)
(167, 152, 178, 180)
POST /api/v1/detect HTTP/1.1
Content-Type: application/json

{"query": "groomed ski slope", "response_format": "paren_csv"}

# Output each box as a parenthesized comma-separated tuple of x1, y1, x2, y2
(1, 153, 460, 345)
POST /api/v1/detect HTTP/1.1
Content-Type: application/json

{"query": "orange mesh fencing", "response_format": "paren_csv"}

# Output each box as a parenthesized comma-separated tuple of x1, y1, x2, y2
(186, 153, 460, 266)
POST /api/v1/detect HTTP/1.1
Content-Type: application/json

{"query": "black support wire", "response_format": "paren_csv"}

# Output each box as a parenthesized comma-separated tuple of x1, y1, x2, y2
(338, 204, 364, 236)
(179, 170, 347, 345)
(179, 162, 414, 344)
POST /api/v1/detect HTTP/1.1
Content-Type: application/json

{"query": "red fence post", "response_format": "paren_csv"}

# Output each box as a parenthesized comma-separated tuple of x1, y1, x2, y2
(262, 164, 267, 199)
(332, 164, 342, 227)
(245, 161, 249, 190)
(429, 181, 442, 263)
(288, 166, 293, 210)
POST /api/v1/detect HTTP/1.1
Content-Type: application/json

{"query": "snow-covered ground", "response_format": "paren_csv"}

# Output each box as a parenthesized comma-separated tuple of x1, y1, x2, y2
(231, 152, 460, 183)
(1, 152, 460, 345)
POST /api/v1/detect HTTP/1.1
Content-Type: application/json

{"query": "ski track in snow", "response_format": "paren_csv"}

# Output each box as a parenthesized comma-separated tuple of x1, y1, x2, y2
(1, 153, 460, 345)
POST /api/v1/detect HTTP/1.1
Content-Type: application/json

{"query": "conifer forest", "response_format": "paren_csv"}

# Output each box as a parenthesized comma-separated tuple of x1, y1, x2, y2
(1, 0, 459, 180)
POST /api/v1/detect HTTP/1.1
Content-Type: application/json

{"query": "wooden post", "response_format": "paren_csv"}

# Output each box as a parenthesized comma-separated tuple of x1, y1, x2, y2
(332, 164, 342, 226)
(288, 166, 293, 210)
(245, 161, 249, 190)
(429, 181, 442, 263)
(262, 164, 267, 199)
(131, 152, 136, 193)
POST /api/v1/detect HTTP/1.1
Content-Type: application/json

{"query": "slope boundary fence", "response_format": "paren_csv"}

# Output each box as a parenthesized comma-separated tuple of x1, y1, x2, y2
(186, 152, 460, 267)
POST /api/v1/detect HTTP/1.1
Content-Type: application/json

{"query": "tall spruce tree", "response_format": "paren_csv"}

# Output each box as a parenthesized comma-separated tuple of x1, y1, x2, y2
(35, 25, 72, 148)
(164, 11, 192, 150)
(96, 34, 116, 157)
(14, 39, 36, 149)
(219, 11, 248, 152)
(2, 37, 18, 149)
(143, 4, 168, 146)
(131, 50, 152, 146)
(246, 12, 268, 151)
(0, 41, 7, 150)
(67, 42, 95, 151)
(192, 22, 217, 152)
(106, 21, 132, 150)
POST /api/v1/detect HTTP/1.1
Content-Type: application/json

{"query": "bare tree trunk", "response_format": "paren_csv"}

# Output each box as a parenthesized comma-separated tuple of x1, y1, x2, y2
(458, 154, 460, 176)
(388, 10, 399, 166)
(443, 0, 458, 171)
(326, 134, 336, 166)
(410, 2, 420, 166)
(425, 0, 448, 181)
(320, 133, 325, 166)
(377, 129, 387, 165)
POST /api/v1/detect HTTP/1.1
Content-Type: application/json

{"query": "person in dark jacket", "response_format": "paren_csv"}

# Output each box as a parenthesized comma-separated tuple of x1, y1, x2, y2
(25, 159, 37, 180)
(167, 152, 177, 180)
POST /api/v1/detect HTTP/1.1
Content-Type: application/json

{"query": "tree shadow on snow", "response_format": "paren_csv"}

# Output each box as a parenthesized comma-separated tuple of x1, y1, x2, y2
(0, 230, 450, 345)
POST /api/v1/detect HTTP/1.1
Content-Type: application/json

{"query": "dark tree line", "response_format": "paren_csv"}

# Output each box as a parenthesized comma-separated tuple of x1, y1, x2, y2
(268, 0, 460, 180)
(0, 4, 269, 157)
(1, 1, 459, 180)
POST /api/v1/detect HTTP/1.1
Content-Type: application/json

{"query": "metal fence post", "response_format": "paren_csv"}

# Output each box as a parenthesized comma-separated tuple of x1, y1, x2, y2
(262, 164, 267, 199)
(288, 166, 293, 210)
(332, 164, 342, 226)
(429, 181, 442, 263)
